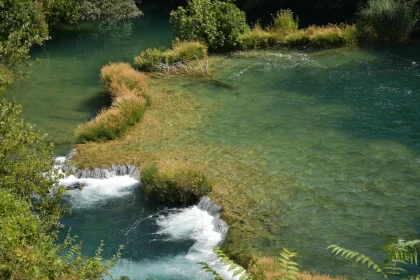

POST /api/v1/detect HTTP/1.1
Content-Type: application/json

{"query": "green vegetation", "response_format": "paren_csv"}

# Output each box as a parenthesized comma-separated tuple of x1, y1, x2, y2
(0, 95, 122, 279)
(141, 165, 212, 205)
(134, 40, 208, 72)
(75, 63, 149, 143)
(170, 0, 250, 50)
(78, 0, 142, 25)
(0, 190, 121, 279)
(271, 9, 299, 34)
(199, 247, 253, 280)
(240, 11, 357, 50)
(357, 0, 419, 41)
(329, 239, 420, 279)
(0, 97, 63, 231)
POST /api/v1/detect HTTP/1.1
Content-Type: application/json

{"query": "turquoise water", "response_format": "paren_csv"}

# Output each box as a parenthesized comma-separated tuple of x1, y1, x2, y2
(7, 8, 172, 155)
(7, 7, 420, 278)
(162, 44, 420, 278)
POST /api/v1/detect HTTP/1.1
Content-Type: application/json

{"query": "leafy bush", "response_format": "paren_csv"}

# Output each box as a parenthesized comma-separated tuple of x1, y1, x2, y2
(271, 9, 299, 34)
(141, 166, 212, 205)
(357, 0, 419, 40)
(0, 190, 121, 279)
(75, 63, 149, 143)
(170, 0, 250, 50)
(134, 40, 207, 71)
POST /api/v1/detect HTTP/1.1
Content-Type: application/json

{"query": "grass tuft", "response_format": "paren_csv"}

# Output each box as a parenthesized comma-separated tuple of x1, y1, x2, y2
(134, 40, 208, 72)
(100, 62, 149, 98)
(75, 63, 149, 143)
(141, 163, 212, 205)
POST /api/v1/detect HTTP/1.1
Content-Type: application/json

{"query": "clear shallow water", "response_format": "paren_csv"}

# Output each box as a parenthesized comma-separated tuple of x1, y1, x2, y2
(160, 44, 420, 278)
(7, 8, 172, 155)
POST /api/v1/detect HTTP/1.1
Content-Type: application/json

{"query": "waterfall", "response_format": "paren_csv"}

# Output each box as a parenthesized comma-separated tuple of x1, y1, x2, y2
(56, 156, 244, 279)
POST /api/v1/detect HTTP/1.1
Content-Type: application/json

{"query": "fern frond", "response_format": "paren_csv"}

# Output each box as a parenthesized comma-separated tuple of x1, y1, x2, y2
(327, 245, 388, 279)
(198, 262, 224, 280)
(274, 248, 299, 280)
(211, 247, 253, 280)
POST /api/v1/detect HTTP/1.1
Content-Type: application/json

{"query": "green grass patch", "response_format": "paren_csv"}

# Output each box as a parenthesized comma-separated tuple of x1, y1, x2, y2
(141, 165, 212, 205)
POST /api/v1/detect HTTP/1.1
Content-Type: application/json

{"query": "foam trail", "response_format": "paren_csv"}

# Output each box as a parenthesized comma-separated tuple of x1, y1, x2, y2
(156, 197, 245, 280)
(56, 157, 244, 279)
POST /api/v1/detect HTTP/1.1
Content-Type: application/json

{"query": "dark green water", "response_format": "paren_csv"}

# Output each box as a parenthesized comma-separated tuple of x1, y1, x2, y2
(8, 8, 420, 278)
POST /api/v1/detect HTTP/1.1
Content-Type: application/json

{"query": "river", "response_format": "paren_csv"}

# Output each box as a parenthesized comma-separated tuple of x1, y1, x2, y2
(7, 7, 420, 279)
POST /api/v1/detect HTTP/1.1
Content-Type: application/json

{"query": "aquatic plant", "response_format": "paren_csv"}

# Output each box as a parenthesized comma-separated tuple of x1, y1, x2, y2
(141, 165, 211, 205)
(271, 9, 299, 34)
(170, 0, 250, 50)
(357, 0, 419, 40)
(328, 239, 420, 279)
(134, 40, 207, 72)
(75, 63, 149, 143)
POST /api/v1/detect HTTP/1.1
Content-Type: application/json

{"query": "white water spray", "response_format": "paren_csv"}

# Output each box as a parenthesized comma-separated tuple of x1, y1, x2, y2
(56, 157, 246, 280)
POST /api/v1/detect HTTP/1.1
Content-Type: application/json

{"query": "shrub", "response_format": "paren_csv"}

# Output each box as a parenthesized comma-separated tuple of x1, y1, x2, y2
(170, 0, 250, 50)
(134, 40, 207, 71)
(271, 9, 299, 34)
(357, 0, 419, 40)
(141, 165, 212, 205)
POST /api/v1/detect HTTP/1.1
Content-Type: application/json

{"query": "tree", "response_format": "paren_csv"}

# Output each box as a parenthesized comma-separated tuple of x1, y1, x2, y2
(0, 0, 49, 70)
(79, 0, 142, 25)
(170, 0, 250, 50)
(357, 0, 419, 40)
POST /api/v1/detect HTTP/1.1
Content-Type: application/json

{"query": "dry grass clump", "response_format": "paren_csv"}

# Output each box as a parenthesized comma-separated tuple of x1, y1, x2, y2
(241, 22, 357, 50)
(100, 62, 149, 98)
(240, 23, 283, 50)
(75, 63, 149, 143)
(248, 256, 347, 280)
(239, 8, 357, 50)
(287, 24, 357, 47)
(134, 40, 208, 72)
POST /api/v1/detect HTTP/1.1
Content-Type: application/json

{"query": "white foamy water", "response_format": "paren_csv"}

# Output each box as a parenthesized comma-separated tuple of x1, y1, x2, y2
(56, 157, 247, 280)
(60, 175, 139, 208)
